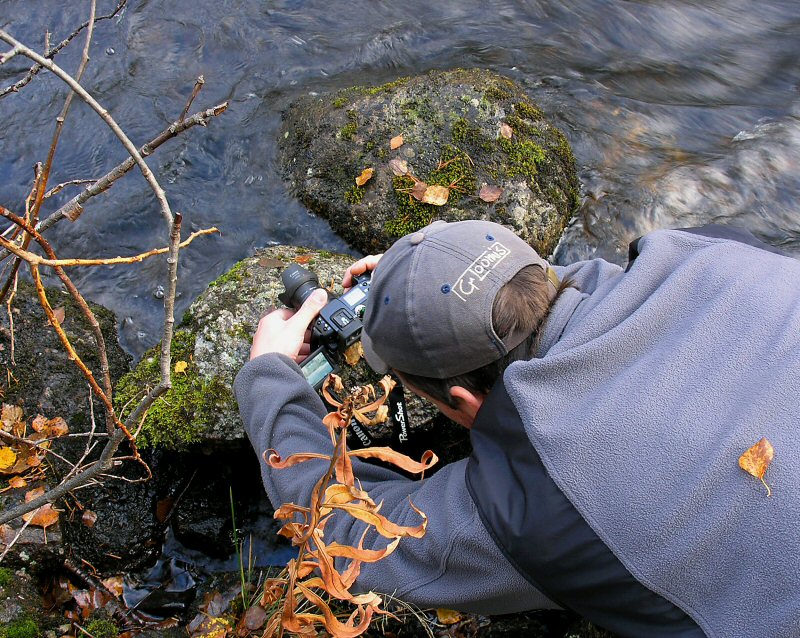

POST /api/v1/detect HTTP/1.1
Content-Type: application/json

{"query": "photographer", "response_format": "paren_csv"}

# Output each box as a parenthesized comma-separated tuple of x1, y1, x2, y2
(234, 220, 800, 638)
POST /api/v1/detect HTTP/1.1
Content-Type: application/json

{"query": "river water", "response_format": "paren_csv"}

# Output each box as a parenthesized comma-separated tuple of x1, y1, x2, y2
(2, 0, 799, 358)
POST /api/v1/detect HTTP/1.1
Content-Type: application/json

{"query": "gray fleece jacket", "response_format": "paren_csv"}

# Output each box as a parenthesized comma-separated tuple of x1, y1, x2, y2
(234, 228, 800, 635)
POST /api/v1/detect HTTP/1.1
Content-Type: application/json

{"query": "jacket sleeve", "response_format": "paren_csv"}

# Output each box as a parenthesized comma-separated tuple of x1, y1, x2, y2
(234, 353, 558, 614)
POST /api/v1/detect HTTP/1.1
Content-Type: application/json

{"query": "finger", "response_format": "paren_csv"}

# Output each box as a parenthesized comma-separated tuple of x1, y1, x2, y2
(343, 254, 383, 288)
(291, 288, 328, 326)
(298, 343, 311, 356)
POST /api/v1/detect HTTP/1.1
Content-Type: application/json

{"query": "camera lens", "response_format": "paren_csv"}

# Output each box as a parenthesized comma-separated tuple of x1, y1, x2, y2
(279, 264, 321, 310)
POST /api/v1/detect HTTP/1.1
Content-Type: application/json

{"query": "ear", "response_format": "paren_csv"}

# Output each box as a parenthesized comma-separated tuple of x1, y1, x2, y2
(449, 386, 486, 429)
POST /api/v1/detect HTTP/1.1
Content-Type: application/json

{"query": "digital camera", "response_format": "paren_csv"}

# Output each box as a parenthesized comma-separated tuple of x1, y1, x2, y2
(278, 263, 371, 389)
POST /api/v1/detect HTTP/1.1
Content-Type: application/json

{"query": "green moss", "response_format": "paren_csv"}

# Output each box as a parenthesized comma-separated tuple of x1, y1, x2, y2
(84, 618, 119, 638)
(113, 331, 235, 448)
(332, 96, 348, 109)
(364, 140, 376, 152)
(514, 101, 544, 121)
(209, 261, 249, 288)
(340, 121, 357, 140)
(0, 618, 39, 638)
(344, 185, 365, 204)
(484, 85, 513, 101)
(499, 138, 546, 183)
(0, 567, 12, 587)
(387, 176, 433, 237)
(361, 76, 411, 96)
(226, 323, 251, 342)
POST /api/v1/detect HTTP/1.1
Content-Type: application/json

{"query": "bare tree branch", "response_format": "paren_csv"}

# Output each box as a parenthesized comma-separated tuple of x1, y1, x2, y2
(179, 75, 205, 122)
(0, 0, 128, 98)
(37, 102, 228, 232)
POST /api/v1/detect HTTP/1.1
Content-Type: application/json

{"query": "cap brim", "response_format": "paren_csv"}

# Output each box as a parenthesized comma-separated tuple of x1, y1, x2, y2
(360, 331, 389, 375)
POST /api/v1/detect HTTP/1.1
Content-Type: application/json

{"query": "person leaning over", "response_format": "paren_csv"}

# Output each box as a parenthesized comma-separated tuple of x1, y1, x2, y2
(234, 219, 800, 638)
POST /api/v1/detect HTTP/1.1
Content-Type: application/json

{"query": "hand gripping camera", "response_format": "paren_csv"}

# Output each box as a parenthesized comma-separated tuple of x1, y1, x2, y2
(278, 263, 371, 389)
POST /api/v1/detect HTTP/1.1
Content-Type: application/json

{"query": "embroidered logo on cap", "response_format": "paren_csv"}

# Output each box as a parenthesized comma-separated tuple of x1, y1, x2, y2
(453, 242, 510, 300)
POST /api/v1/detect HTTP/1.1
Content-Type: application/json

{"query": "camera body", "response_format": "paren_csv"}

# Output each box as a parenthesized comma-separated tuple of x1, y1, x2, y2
(278, 263, 371, 388)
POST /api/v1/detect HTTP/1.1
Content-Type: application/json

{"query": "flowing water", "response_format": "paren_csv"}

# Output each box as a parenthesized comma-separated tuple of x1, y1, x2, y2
(2, 0, 799, 358)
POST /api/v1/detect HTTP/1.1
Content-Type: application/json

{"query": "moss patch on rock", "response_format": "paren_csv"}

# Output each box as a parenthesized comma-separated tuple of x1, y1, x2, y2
(280, 68, 579, 256)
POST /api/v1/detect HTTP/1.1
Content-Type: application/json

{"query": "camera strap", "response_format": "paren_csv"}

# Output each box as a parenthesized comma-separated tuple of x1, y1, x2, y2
(387, 375, 412, 452)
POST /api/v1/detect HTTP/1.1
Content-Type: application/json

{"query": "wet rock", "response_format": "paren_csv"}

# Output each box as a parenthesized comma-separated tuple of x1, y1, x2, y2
(115, 246, 465, 461)
(279, 68, 579, 256)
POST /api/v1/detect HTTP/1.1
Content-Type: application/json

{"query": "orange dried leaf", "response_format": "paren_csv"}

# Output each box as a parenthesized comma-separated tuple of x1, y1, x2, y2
(22, 503, 59, 528)
(8, 476, 27, 489)
(390, 134, 404, 150)
(31, 415, 48, 432)
(295, 254, 312, 265)
(1, 404, 23, 427)
(739, 437, 775, 496)
(348, 447, 438, 474)
(25, 486, 46, 502)
(261, 578, 287, 606)
(296, 583, 375, 638)
(102, 575, 124, 597)
(343, 341, 363, 366)
(388, 158, 408, 176)
(328, 501, 427, 538)
(265, 449, 331, 469)
(421, 184, 450, 206)
(0, 447, 16, 470)
(479, 184, 503, 202)
(355, 167, 374, 186)
(500, 122, 513, 139)
(325, 537, 401, 563)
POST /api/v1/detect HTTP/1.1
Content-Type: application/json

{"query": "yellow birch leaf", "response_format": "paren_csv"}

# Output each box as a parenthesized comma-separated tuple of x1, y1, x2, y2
(0, 447, 16, 470)
(421, 184, 450, 206)
(355, 167, 374, 186)
(739, 437, 775, 496)
(22, 503, 59, 528)
(437, 608, 464, 625)
(390, 134, 404, 149)
(174, 360, 188, 374)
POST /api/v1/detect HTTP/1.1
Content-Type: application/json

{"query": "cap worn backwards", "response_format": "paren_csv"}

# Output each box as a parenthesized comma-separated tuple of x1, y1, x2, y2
(361, 219, 555, 379)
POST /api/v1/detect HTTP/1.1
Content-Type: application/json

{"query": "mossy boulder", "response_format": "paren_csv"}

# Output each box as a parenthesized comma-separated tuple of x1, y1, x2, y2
(114, 247, 460, 453)
(279, 68, 579, 256)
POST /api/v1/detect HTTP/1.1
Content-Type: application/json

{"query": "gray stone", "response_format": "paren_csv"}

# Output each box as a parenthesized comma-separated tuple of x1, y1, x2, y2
(279, 68, 579, 256)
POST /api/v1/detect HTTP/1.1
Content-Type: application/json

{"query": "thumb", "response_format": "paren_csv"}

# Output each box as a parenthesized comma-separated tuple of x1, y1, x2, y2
(293, 288, 328, 325)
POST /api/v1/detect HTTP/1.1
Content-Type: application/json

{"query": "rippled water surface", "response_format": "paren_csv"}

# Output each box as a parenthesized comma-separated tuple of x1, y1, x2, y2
(2, 0, 799, 356)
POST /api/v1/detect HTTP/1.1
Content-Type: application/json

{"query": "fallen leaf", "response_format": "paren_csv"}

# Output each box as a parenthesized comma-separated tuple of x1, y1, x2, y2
(343, 341, 363, 366)
(25, 486, 46, 502)
(294, 255, 312, 265)
(390, 134, 404, 150)
(421, 184, 450, 206)
(1, 404, 23, 431)
(355, 167, 374, 186)
(22, 503, 59, 528)
(0, 447, 16, 470)
(243, 604, 268, 630)
(258, 257, 286, 269)
(500, 122, 513, 139)
(8, 476, 27, 488)
(82, 510, 98, 528)
(0, 524, 15, 545)
(102, 575, 124, 597)
(388, 158, 408, 176)
(174, 360, 188, 374)
(410, 180, 428, 201)
(53, 306, 66, 326)
(739, 437, 775, 496)
(479, 184, 504, 202)
(437, 609, 463, 625)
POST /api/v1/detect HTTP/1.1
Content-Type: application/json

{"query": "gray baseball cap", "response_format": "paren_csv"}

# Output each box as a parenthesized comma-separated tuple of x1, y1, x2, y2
(361, 219, 556, 378)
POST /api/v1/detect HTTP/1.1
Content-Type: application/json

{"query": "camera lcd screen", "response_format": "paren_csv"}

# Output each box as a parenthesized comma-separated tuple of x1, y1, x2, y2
(301, 349, 335, 389)
(341, 286, 367, 307)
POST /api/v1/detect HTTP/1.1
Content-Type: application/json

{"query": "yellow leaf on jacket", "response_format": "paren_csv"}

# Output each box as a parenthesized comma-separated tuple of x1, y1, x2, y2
(739, 437, 775, 496)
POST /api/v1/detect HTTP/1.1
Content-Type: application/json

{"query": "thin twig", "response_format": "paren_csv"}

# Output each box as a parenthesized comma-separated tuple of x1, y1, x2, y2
(37, 102, 228, 231)
(0, 28, 175, 227)
(43, 178, 98, 199)
(179, 75, 204, 122)
(0, 0, 128, 98)
(0, 223, 219, 267)
(0, 45, 21, 64)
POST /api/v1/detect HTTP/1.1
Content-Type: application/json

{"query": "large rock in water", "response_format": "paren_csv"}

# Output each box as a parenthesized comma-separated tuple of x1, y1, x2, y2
(280, 68, 579, 255)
